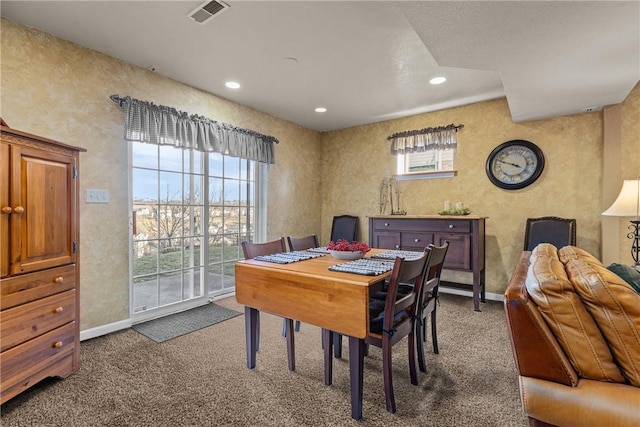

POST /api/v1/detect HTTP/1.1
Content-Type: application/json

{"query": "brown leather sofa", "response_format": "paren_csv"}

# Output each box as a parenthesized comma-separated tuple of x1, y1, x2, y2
(504, 244, 640, 427)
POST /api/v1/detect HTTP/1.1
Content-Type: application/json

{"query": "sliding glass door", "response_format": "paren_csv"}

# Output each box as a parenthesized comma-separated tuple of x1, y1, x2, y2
(130, 142, 257, 321)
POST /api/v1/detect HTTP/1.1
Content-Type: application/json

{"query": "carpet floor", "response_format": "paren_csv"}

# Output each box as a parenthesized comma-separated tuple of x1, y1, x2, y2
(0, 294, 528, 426)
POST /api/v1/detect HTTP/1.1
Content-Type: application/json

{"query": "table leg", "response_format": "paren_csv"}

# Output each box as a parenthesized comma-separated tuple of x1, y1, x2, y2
(245, 306, 258, 369)
(323, 328, 333, 385)
(348, 336, 365, 420)
(285, 318, 295, 371)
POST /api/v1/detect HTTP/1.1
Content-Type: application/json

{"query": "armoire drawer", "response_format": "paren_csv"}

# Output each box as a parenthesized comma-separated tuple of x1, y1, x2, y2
(0, 265, 75, 310)
(1, 290, 76, 352)
(0, 321, 75, 391)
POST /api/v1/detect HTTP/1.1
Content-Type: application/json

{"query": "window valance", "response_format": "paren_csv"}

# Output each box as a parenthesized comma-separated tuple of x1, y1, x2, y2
(110, 95, 279, 164)
(388, 123, 463, 155)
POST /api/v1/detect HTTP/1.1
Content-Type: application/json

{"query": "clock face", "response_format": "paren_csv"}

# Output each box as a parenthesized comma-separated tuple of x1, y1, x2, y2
(485, 140, 545, 190)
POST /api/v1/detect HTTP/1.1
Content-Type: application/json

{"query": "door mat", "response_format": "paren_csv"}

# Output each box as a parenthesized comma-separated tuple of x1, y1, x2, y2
(132, 303, 242, 343)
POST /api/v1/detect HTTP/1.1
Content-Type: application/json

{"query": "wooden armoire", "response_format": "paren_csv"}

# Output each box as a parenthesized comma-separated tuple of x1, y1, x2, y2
(0, 124, 85, 404)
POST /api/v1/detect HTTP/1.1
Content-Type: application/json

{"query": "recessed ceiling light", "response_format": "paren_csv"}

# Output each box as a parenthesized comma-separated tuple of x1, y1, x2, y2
(430, 76, 447, 85)
(225, 81, 240, 89)
(315, 107, 327, 113)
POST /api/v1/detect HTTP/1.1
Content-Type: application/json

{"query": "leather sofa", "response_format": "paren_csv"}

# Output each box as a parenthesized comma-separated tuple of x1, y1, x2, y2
(504, 244, 640, 427)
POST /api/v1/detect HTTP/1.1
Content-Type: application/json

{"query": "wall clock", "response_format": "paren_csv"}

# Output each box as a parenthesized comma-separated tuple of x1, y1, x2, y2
(485, 140, 545, 190)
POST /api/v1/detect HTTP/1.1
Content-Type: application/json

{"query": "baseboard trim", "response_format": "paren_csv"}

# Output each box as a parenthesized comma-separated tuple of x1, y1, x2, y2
(80, 319, 132, 341)
(78, 290, 500, 341)
(439, 286, 503, 302)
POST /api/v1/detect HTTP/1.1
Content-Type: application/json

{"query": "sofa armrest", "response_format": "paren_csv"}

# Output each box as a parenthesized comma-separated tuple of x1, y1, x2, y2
(520, 377, 640, 427)
(504, 252, 578, 386)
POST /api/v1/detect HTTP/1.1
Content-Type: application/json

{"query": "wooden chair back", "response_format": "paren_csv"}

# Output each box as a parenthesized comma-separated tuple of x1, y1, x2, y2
(330, 215, 359, 243)
(286, 234, 319, 251)
(524, 216, 576, 251)
(241, 238, 287, 259)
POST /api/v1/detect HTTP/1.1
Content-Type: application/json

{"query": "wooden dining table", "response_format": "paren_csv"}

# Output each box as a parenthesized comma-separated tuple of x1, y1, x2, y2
(235, 249, 391, 420)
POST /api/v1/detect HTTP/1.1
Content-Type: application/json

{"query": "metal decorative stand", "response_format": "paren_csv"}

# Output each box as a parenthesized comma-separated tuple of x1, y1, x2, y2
(378, 175, 406, 215)
(628, 220, 640, 266)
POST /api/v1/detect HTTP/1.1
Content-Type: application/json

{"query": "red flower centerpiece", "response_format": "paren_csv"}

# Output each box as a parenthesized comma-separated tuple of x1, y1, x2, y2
(327, 239, 370, 260)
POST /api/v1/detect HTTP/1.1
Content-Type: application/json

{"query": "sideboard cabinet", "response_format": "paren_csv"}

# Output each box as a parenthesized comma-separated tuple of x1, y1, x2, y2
(369, 215, 486, 311)
(1, 125, 85, 404)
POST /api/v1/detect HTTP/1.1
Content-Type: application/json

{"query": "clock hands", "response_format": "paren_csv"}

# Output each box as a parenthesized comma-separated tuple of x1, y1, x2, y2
(496, 159, 523, 169)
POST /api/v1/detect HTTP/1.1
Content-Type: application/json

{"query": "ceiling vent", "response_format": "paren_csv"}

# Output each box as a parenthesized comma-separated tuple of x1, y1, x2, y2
(187, 0, 229, 24)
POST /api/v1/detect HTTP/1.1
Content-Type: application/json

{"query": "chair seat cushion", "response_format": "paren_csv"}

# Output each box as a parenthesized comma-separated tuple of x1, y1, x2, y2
(369, 298, 410, 333)
(371, 282, 413, 300)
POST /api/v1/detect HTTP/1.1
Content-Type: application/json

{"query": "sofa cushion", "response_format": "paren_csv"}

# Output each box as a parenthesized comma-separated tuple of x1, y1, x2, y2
(525, 254, 625, 382)
(558, 246, 599, 265)
(607, 263, 640, 294)
(531, 242, 558, 258)
(565, 259, 640, 386)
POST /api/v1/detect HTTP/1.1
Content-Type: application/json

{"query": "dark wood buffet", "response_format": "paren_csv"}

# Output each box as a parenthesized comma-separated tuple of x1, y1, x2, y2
(369, 215, 486, 311)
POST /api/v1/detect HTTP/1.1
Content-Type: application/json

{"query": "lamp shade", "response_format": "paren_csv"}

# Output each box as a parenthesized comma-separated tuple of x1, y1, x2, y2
(602, 179, 640, 218)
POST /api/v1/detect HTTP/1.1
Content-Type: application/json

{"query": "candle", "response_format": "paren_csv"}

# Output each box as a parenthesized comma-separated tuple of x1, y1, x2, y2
(444, 200, 451, 211)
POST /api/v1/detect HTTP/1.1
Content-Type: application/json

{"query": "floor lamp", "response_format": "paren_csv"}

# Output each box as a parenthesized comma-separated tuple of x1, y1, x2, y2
(602, 178, 640, 266)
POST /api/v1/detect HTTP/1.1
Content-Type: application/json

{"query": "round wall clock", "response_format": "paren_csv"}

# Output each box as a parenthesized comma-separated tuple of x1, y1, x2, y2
(485, 140, 545, 190)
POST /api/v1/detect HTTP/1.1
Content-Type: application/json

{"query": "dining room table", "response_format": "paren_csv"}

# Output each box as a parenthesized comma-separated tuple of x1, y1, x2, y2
(235, 248, 394, 420)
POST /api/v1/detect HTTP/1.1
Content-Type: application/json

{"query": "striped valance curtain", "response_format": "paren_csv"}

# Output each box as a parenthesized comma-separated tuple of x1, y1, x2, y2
(111, 95, 279, 164)
(388, 124, 463, 155)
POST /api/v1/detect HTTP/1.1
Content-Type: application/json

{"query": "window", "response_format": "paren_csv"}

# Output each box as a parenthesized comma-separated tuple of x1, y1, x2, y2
(396, 149, 456, 180)
(130, 142, 260, 318)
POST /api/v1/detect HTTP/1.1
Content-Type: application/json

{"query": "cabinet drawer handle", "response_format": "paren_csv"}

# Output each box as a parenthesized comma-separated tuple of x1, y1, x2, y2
(395, 245, 400, 249)
(448, 224, 454, 229)
(54, 276, 64, 284)
(414, 238, 420, 242)
(384, 222, 389, 227)
(52, 341, 63, 349)
(13, 206, 24, 214)
(53, 306, 64, 314)
(1, 206, 11, 214)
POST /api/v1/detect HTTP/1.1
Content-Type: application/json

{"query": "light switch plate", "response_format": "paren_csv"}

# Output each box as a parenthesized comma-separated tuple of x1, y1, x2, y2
(86, 189, 109, 203)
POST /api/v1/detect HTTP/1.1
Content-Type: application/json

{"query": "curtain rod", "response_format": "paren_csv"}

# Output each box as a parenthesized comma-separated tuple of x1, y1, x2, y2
(110, 94, 126, 107)
(387, 123, 464, 140)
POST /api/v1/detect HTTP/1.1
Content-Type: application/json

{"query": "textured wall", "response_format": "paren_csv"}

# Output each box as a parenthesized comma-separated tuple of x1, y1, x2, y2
(1, 19, 322, 330)
(321, 97, 605, 294)
(1, 19, 637, 329)
(616, 82, 640, 263)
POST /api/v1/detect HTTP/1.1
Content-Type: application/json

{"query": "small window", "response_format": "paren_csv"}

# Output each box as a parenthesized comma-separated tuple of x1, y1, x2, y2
(396, 149, 456, 180)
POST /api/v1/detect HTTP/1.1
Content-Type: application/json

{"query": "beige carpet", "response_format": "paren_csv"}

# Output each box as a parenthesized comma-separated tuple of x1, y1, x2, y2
(0, 294, 528, 426)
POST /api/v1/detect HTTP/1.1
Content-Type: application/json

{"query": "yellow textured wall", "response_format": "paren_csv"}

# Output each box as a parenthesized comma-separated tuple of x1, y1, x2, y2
(1, 19, 637, 329)
(617, 83, 640, 263)
(1, 19, 322, 330)
(321, 98, 605, 294)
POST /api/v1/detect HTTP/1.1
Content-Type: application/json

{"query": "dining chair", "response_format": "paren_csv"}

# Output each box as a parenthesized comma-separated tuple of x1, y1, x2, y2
(241, 238, 298, 366)
(324, 252, 429, 413)
(330, 215, 359, 243)
(286, 234, 319, 251)
(329, 215, 359, 357)
(415, 242, 449, 373)
(523, 216, 576, 251)
(280, 234, 321, 336)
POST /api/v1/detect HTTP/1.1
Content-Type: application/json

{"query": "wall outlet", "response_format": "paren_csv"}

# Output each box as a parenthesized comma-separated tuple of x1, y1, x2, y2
(86, 189, 110, 204)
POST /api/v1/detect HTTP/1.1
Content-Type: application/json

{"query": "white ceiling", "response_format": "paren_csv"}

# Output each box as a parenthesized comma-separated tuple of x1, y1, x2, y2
(2, 1, 639, 132)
